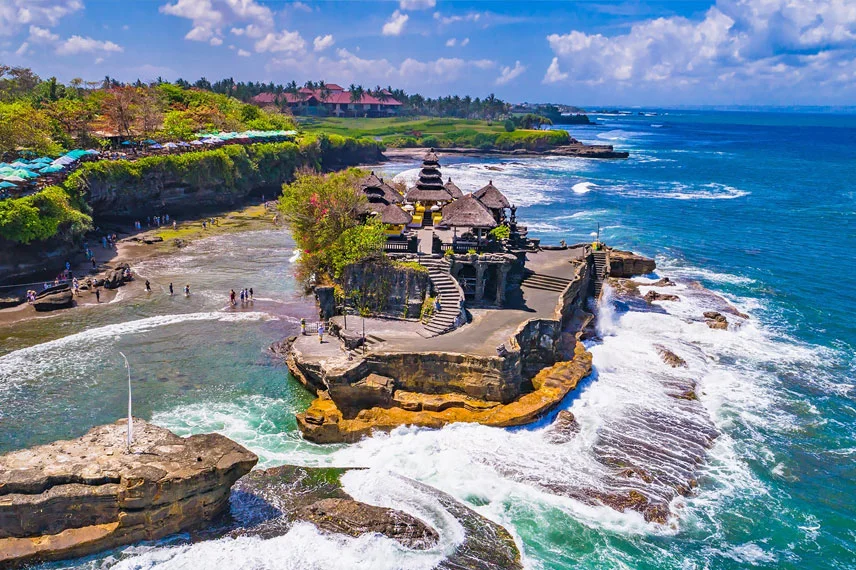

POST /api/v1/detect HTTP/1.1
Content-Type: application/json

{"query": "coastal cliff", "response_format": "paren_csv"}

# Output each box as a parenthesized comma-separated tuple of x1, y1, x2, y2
(0, 419, 257, 567)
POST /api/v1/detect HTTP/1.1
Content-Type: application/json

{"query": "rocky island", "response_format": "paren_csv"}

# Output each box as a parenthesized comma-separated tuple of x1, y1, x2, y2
(0, 419, 257, 566)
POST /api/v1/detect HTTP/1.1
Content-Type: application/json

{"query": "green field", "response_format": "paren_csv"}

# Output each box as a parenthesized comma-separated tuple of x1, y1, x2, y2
(296, 116, 571, 151)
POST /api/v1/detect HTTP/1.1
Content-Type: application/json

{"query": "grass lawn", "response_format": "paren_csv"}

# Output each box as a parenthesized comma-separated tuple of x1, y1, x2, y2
(296, 116, 571, 150)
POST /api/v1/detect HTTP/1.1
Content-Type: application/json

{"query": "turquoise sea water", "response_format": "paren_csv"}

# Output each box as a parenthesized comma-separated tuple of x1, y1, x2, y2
(1, 110, 854, 569)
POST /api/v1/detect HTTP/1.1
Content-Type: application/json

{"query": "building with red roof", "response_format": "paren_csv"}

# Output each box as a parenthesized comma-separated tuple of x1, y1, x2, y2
(250, 85, 402, 117)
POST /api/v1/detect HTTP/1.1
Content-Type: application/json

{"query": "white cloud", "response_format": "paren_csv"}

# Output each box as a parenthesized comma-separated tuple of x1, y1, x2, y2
(433, 11, 481, 25)
(255, 29, 306, 53)
(496, 60, 525, 85)
(292, 2, 313, 12)
(160, 0, 274, 44)
(0, 0, 83, 36)
(237, 48, 251, 57)
(94, 57, 104, 64)
(445, 38, 456, 47)
(544, 0, 856, 99)
(28, 25, 59, 43)
(460, 37, 469, 46)
(55, 35, 124, 55)
(122, 25, 130, 31)
(313, 34, 334, 52)
(399, 0, 435, 10)
(382, 10, 408, 36)
(268, 49, 495, 87)
(543, 57, 568, 83)
(14, 42, 29, 56)
(230, 24, 267, 38)
(210, 36, 223, 46)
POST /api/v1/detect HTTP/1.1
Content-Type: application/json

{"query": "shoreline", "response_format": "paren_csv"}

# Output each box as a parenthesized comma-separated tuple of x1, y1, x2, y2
(380, 143, 629, 162)
(0, 202, 280, 328)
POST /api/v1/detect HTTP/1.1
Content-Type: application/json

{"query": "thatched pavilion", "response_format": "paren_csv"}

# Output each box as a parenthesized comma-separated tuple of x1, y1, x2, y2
(405, 150, 456, 227)
(472, 180, 511, 224)
(358, 171, 411, 234)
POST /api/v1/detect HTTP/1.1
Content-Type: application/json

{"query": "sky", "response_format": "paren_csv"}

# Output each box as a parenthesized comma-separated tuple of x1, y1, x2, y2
(1, 0, 855, 107)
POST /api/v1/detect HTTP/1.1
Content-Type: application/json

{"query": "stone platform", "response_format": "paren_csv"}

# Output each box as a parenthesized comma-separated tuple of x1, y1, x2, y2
(0, 419, 257, 566)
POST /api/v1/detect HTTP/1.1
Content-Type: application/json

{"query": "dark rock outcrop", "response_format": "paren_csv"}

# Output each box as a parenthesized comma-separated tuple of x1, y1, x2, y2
(655, 345, 687, 368)
(298, 498, 439, 549)
(32, 284, 73, 312)
(544, 410, 580, 443)
(0, 296, 24, 309)
(704, 311, 728, 330)
(231, 465, 522, 569)
(102, 263, 131, 289)
(606, 249, 656, 278)
(0, 419, 257, 566)
(644, 290, 680, 303)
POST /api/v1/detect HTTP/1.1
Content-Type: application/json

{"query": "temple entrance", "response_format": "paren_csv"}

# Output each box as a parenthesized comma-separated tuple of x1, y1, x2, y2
(483, 265, 499, 303)
(458, 265, 477, 299)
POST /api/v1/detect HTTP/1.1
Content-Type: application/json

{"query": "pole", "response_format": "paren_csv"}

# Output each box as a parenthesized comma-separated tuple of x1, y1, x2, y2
(596, 223, 600, 246)
(362, 315, 366, 354)
(119, 352, 133, 451)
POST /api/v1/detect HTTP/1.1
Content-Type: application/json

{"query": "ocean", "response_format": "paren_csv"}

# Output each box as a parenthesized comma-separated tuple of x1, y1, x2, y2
(1, 110, 854, 569)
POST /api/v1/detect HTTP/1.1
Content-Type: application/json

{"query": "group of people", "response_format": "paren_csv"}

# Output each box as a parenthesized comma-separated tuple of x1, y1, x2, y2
(201, 217, 220, 230)
(229, 288, 254, 306)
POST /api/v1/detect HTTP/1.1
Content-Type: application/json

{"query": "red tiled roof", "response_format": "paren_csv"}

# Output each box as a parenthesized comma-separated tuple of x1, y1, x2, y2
(253, 89, 401, 106)
(325, 83, 344, 91)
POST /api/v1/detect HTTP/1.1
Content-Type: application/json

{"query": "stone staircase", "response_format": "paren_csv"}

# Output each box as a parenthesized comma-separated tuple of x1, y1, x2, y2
(592, 250, 608, 299)
(520, 270, 571, 293)
(419, 257, 464, 337)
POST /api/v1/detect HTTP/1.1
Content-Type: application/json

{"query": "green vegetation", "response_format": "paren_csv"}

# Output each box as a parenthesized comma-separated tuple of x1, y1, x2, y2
(0, 185, 91, 244)
(489, 225, 511, 240)
(0, 66, 295, 155)
(420, 295, 436, 323)
(278, 169, 387, 286)
(0, 134, 381, 246)
(392, 260, 428, 274)
(298, 116, 571, 151)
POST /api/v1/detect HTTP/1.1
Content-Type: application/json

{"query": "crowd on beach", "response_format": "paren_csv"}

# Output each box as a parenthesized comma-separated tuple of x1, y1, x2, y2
(229, 288, 254, 306)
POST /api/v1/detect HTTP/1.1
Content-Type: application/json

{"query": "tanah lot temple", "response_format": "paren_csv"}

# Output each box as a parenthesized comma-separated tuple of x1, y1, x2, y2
(282, 149, 656, 444)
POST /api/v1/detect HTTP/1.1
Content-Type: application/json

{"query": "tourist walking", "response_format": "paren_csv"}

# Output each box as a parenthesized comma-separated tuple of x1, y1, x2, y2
(169, 282, 174, 296)
(318, 322, 325, 343)
(230, 289, 236, 305)
(95, 289, 100, 303)
(301, 318, 306, 335)
(184, 284, 190, 296)
(145, 280, 151, 292)
(73, 278, 79, 296)
(239, 289, 245, 304)
(249, 287, 254, 301)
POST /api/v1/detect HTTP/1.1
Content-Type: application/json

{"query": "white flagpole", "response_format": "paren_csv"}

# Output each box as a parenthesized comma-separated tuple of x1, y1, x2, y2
(119, 352, 133, 451)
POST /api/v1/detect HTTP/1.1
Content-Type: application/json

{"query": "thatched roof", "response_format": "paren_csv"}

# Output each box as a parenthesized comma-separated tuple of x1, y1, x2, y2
(360, 171, 404, 204)
(366, 202, 412, 225)
(441, 194, 497, 228)
(444, 177, 464, 199)
(405, 187, 454, 202)
(423, 149, 440, 164)
(473, 181, 511, 210)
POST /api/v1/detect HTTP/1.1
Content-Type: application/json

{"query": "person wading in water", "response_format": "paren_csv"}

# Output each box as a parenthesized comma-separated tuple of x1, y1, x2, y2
(169, 282, 174, 295)
(145, 280, 151, 292)
(184, 284, 190, 296)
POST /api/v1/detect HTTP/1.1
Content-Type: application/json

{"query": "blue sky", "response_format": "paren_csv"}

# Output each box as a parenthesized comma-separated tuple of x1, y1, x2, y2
(2, 0, 855, 106)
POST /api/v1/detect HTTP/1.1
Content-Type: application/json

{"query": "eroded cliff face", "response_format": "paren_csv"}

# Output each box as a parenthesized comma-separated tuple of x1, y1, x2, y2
(340, 261, 430, 320)
(606, 248, 656, 278)
(0, 419, 257, 567)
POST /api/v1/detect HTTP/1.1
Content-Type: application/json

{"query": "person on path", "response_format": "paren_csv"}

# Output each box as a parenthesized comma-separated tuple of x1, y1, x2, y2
(95, 288, 101, 303)
(173, 220, 177, 230)
(301, 318, 306, 335)
(240, 289, 245, 304)
(169, 282, 174, 296)
(145, 280, 151, 292)
(202, 220, 207, 230)
(318, 322, 325, 343)
(91, 258, 96, 270)
(73, 278, 80, 296)
(184, 284, 190, 296)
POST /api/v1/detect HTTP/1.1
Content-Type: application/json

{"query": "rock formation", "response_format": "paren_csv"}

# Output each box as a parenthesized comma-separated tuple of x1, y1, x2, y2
(655, 345, 687, 368)
(644, 290, 680, 303)
(296, 342, 592, 444)
(704, 311, 729, 330)
(230, 465, 522, 570)
(298, 498, 439, 549)
(32, 283, 73, 312)
(543, 410, 580, 443)
(102, 263, 131, 289)
(0, 295, 24, 309)
(0, 419, 257, 566)
(606, 249, 656, 278)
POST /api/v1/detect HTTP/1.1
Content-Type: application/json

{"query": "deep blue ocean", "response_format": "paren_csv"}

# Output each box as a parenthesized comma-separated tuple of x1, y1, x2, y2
(1, 110, 854, 569)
